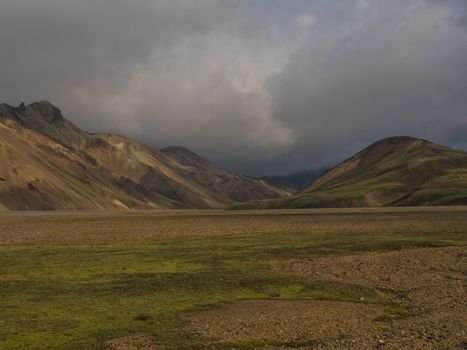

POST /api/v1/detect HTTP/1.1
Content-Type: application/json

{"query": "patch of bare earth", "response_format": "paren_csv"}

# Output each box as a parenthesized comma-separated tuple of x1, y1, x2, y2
(106, 333, 157, 350)
(187, 300, 386, 349)
(261, 246, 467, 349)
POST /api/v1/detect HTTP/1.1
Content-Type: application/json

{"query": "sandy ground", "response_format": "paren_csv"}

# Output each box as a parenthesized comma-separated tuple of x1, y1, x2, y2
(187, 247, 467, 350)
(1, 207, 466, 244)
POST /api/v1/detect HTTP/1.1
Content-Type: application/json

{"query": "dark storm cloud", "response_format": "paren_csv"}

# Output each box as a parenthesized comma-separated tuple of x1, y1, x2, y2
(1, 0, 466, 175)
(458, 1, 467, 27)
(0, 0, 244, 126)
(266, 0, 467, 173)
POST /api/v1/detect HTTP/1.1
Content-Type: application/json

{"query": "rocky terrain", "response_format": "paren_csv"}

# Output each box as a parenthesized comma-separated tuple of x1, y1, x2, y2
(188, 246, 466, 349)
(106, 245, 466, 350)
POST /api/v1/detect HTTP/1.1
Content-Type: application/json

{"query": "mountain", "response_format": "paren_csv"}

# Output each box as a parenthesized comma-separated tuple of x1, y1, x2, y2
(261, 168, 327, 192)
(231, 136, 467, 209)
(161, 146, 289, 202)
(0, 101, 287, 210)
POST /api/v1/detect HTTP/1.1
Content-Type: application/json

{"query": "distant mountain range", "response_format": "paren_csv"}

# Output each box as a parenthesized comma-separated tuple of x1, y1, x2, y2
(1, 101, 466, 211)
(261, 169, 327, 192)
(0, 101, 288, 210)
(232, 136, 467, 209)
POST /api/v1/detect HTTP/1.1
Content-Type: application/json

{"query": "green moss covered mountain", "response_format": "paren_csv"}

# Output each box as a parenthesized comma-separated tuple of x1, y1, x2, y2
(232, 137, 467, 209)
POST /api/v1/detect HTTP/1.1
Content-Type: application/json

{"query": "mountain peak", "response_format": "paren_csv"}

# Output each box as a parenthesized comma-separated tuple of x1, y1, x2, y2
(0, 103, 15, 116)
(351, 136, 433, 163)
(0, 101, 65, 125)
(368, 136, 431, 147)
(0, 101, 84, 151)
(26, 101, 65, 123)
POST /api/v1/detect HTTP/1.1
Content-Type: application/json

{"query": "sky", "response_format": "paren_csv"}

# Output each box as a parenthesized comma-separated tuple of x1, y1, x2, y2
(1, 0, 466, 176)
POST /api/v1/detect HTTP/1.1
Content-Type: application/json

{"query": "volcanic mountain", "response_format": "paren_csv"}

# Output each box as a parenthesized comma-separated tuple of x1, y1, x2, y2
(232, 136, 467, 209)
(0, 101, 287, 210)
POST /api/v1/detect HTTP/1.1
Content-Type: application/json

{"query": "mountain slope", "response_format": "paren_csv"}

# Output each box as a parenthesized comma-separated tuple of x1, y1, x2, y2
(161, 146, 289, 202)
(161, 146, 290, 202)
(231, 137, 467, 209)
(0, 101, 286, 210)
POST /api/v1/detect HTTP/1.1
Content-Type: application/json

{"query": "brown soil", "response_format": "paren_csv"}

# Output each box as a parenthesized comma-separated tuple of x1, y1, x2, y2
(107, 333, 157, 350)
(266, 246, 466, 311)
(188, 247, 467, 349)
(187, 300, 385, 349)
(1, 206, 466, 244)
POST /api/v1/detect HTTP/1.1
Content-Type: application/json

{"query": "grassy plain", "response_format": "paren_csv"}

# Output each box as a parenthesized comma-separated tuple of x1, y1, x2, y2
(0, 208, 466, 349)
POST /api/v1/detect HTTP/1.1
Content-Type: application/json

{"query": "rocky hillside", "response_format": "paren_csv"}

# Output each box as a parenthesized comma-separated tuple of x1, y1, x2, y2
(0, 101, 287, 210)
(231, 136, 467, 209)
(161, 146, 289, 202)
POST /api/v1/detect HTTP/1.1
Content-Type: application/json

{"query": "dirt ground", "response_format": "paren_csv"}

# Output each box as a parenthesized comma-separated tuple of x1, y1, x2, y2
(188, 246, 467, 350)
(107, 334, 158, 350)
(1, 207, 466, 244)
(187, 300, 385, 349)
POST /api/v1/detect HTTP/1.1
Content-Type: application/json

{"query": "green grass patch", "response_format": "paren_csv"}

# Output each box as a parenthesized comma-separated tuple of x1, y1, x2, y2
(0, 216, 465, 349)
(373, 306, 413, 322)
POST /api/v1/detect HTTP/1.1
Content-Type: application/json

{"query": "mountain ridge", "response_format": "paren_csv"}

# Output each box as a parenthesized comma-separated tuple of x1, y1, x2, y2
(161, 145, 289, 202)
(231, 136, 467, 209)
(0, 101, 287, 210)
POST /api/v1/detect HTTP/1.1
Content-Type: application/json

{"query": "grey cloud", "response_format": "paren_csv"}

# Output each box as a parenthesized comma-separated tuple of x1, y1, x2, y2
(0, 0, 466, 176)
(1, 0, 295, 171)
(267, 0, 467, 173)
(0, 0, 242, 103)
(459, 3, 467, 27)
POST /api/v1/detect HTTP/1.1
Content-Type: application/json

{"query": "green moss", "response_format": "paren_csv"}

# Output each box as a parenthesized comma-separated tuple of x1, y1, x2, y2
(373, 306, 412, 322)
(0, 219, 465, 349)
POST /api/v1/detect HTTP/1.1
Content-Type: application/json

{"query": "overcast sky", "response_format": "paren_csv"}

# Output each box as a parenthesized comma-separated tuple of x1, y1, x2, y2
(1, 0, 466, 175)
